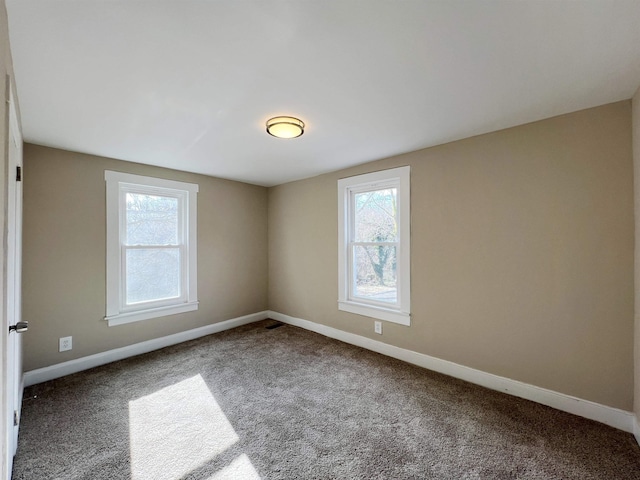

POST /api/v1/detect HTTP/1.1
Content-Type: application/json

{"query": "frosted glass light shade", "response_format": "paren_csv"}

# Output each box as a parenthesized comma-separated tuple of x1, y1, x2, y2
(266, 116, 305, 138)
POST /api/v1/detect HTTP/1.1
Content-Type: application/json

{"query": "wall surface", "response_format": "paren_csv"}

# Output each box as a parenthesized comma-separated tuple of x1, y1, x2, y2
(633, 86, 640, 427)
(269, 101, 634, 410)
(22, 145, 268, 371)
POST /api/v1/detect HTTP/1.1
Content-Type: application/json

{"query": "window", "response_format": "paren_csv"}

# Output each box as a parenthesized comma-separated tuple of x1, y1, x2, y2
(105, 171, 198, 326)
(338, 166, 410, 325)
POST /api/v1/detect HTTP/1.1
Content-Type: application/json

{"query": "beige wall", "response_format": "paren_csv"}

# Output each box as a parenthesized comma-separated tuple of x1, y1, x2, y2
(633, 86, 640, 426)
(269, 101, 634, 410)
(22, 145, 268, 371)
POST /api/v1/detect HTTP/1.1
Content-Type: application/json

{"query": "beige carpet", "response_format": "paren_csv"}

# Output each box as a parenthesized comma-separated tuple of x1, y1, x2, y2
(11, 320, 640, 479)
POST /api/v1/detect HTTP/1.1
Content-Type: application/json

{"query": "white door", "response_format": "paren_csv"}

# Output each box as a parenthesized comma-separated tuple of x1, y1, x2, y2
(3, 82, 23, 480)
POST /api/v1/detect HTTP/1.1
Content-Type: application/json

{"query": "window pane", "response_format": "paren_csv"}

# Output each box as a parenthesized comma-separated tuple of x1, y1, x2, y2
(126, 248, 180, 304)
(352, 245, 397, 303)
(126, 193, 178, 245)
(354, 188, 397, 242)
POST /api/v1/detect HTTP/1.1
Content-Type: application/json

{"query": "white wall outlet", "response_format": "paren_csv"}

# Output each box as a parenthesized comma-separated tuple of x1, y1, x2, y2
(59, 336, 72, 352)
(374, 321, 382, 335)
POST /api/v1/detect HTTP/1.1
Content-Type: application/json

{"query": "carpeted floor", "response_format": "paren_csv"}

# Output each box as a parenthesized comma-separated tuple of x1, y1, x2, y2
(11, 320, 640, 479)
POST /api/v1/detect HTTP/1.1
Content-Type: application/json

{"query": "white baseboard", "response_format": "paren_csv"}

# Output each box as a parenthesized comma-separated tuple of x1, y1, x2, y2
(24, 311, 269, 387)
(268, 311, 636, 435)
(22, 309, 638, 440)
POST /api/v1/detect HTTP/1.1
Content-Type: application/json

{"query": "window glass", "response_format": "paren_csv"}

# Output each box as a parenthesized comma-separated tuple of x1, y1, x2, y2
(126, 193, 178, 246)
(354, 188, 398, 243)
(353, 245, 397, 303)
(125, 248, 181, 305)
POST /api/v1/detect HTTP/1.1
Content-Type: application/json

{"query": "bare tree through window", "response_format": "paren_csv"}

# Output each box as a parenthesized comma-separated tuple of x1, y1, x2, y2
(125, 193, 181, 304)
(353, 188, 398, 303)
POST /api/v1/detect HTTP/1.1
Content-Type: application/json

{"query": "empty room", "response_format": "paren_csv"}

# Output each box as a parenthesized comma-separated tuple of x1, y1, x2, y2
(1, 0, 640, 479)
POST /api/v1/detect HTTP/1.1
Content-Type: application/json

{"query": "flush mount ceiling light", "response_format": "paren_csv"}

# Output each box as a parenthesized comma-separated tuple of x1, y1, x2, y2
(266, 116, 305, 139)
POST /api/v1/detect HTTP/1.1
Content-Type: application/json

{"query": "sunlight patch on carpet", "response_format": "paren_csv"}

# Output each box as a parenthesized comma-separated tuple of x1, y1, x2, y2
(206, 454, 261, 480)
(129, 374, 241, 480)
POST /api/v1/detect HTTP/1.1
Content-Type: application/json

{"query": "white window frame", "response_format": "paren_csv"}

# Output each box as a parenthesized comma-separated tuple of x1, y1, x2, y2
(105, 171, 198, 327)
(338, 166, 411, 326)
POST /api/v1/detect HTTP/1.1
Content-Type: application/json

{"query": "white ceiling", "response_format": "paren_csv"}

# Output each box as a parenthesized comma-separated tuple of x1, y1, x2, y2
(6, 1, 640, 187)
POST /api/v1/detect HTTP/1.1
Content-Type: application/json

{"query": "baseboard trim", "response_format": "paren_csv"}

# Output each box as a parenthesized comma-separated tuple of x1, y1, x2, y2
(268, 311, 636, 434)
(24, 311, 270, 387)
(22, 309, 638, 439)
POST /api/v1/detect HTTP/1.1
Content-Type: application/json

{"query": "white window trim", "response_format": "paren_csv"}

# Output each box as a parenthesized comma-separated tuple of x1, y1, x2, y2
(105, 171, 199, 327)
(338, 166, 411, 326)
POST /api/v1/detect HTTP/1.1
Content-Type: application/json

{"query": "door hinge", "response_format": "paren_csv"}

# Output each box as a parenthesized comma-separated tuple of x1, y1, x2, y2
(16, 166, 21, 182)
(13, 410, 18, 426)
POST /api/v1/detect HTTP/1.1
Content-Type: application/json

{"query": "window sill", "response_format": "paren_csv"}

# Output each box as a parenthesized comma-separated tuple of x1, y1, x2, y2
(338, 301, 410, 326)
(105, 301, 199, 327)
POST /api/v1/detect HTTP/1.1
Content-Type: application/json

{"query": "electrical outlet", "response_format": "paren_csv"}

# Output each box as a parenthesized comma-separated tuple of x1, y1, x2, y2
(374, 321, 382, 335)
(59, 336, 72, 352)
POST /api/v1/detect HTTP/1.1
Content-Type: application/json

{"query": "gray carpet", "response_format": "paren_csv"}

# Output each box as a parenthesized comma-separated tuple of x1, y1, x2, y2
(11, 320, 640, 479)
